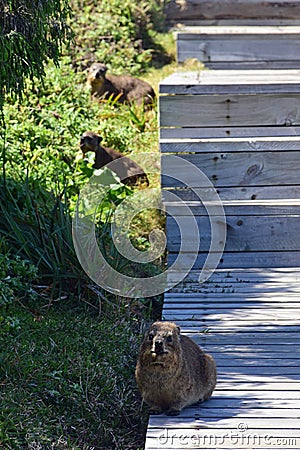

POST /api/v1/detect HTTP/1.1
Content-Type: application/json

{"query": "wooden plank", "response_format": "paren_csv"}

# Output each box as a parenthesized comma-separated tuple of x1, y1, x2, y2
(189, 330, 300, 338)
(164, 298, 300, 305)
(160, 136, 300, 153)
(150, 403, 300, 418)
(216, 370, 300, 379)
(186, 343, 300, 354)
(167, 251, 300, 269)
(166, 214, 300, 252)
(165, 282, 300, 295)
(176, 326, 300, 334)
(198, 337, 300, 345)
(163, 318, 300, 327)
(146, 429, 300, 449)
(149, 416, 300, 428)
(159, 69, 300, 95)
(177, 39, 300, 66)
(164, 301, 300, 310)
(214, 361, 299, 367)
(165, 200, 300, 215)
(180, 397, 300, 410)
(168, 280, 300, 293)
(160, 126, 300, 139)
(177, 26, 300, 35)
(163, 187, 300, 202)
(160, 94, 300, 127)
(166, 267, 300, 283)
(194, 327, 300, 336)
(162, 149, 300, 185)
(164, 287, 300, 297)
(176, 28, 300, 65)
(194, 389, 300, 398)
(204, 61, 300, 69)
(214, 381, 300, 390)
(165, 0, 300, 24)
(164, 289, 300, 297)
(163, 309, 300, 321)
(167, 320, 300, 330)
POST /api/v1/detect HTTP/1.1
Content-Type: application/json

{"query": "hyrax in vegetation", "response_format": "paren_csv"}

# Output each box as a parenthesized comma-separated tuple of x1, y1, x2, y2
(79, 131, 149, 186)
(87, 63, 156, 107)
(135, 321, 217, 416)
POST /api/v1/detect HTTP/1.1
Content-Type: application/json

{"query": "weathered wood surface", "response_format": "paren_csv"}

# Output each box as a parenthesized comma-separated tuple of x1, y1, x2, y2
(176, 26, 300, 67)
(146, 69, 300, 450)
(162, 151, 300, 186)
(159, 70, 300, 127)
(167, 251, 300, 269)
(161, 134, 300, 201)
(160, 71, 300, 269)
(144, 270, 300, 450)
(160, 94, 300, 127)
(161, 126, 300, 139)
(165, 0, 300, 25)
(160, 136, 300, 152)
(159, 69, 300, 94)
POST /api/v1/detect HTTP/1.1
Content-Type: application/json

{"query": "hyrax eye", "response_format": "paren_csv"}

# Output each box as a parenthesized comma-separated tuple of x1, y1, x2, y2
(166, 335, 173, 343)
(149, 333, 154, 341)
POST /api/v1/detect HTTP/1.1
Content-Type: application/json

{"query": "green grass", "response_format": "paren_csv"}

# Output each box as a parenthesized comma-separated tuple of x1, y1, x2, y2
(0, 301, 148, 449)
(0, 0, 181, 448)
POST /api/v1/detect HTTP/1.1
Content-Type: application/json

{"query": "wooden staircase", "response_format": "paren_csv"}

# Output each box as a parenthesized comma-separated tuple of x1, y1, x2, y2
(166, 0, 300, 68)
(143, 68, 300, 449)
(165, 0, 300, 26)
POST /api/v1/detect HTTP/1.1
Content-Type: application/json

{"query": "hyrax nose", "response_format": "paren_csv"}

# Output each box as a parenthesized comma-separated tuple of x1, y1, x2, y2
(154, 340, 164, 352)
(96, 69, 105, 79)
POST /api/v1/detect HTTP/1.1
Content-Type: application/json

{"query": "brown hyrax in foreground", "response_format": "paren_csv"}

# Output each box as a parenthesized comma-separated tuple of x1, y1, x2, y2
(87, 63, 156, 107)
(135, 321, 217, 416)
(79, 131, 149, 186)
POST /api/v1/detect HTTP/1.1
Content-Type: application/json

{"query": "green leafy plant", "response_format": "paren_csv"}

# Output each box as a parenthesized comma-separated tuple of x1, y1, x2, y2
(0, 250, 38, 306)
(0, 0, 73, 108)
(69, 0, 171, 74)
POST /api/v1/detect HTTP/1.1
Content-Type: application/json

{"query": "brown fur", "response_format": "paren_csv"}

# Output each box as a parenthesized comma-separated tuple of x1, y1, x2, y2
(79, 131, 149, 186)
(135, 321, 217, 416)
(87, 63, 156, 107)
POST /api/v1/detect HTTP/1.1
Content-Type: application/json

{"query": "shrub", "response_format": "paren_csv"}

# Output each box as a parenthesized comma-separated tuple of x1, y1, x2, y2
(69, 0, 169, 74)
(0, 249, 38, 306)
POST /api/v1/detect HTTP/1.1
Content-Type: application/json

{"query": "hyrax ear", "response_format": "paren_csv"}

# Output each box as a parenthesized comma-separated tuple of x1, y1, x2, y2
(176, 326, 181, 335)
(96, 135, 103, 144)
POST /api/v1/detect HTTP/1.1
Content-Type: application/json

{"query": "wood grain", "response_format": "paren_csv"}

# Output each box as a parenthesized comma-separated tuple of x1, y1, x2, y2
(160, 94, 300, 127)
(176, 26, 300, 66)
(165, 0, 300, 24)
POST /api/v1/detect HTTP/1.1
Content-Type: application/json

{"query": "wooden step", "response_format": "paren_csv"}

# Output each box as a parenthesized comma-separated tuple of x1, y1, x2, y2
(144, 270, 300, 450)
(176, 25, 300, 68)
(160, 69, 300, 270)
(165, 0, 300, 26)
(145, 68, 300, 450)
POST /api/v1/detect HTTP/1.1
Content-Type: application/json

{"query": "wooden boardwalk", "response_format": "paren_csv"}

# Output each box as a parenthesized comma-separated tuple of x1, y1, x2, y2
(143, 67, 300, 449)
(145, 269, 300, 449)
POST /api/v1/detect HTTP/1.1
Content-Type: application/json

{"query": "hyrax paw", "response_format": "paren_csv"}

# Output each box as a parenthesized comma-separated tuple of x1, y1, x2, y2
(149, 407, 163, 415)
(166, 408, 181, 416)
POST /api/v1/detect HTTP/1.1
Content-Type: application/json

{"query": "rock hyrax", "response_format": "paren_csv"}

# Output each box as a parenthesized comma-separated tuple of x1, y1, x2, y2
(79, 131, 149, 186)
(135, 321, 217, 416)
(87, 63, 156, 107)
